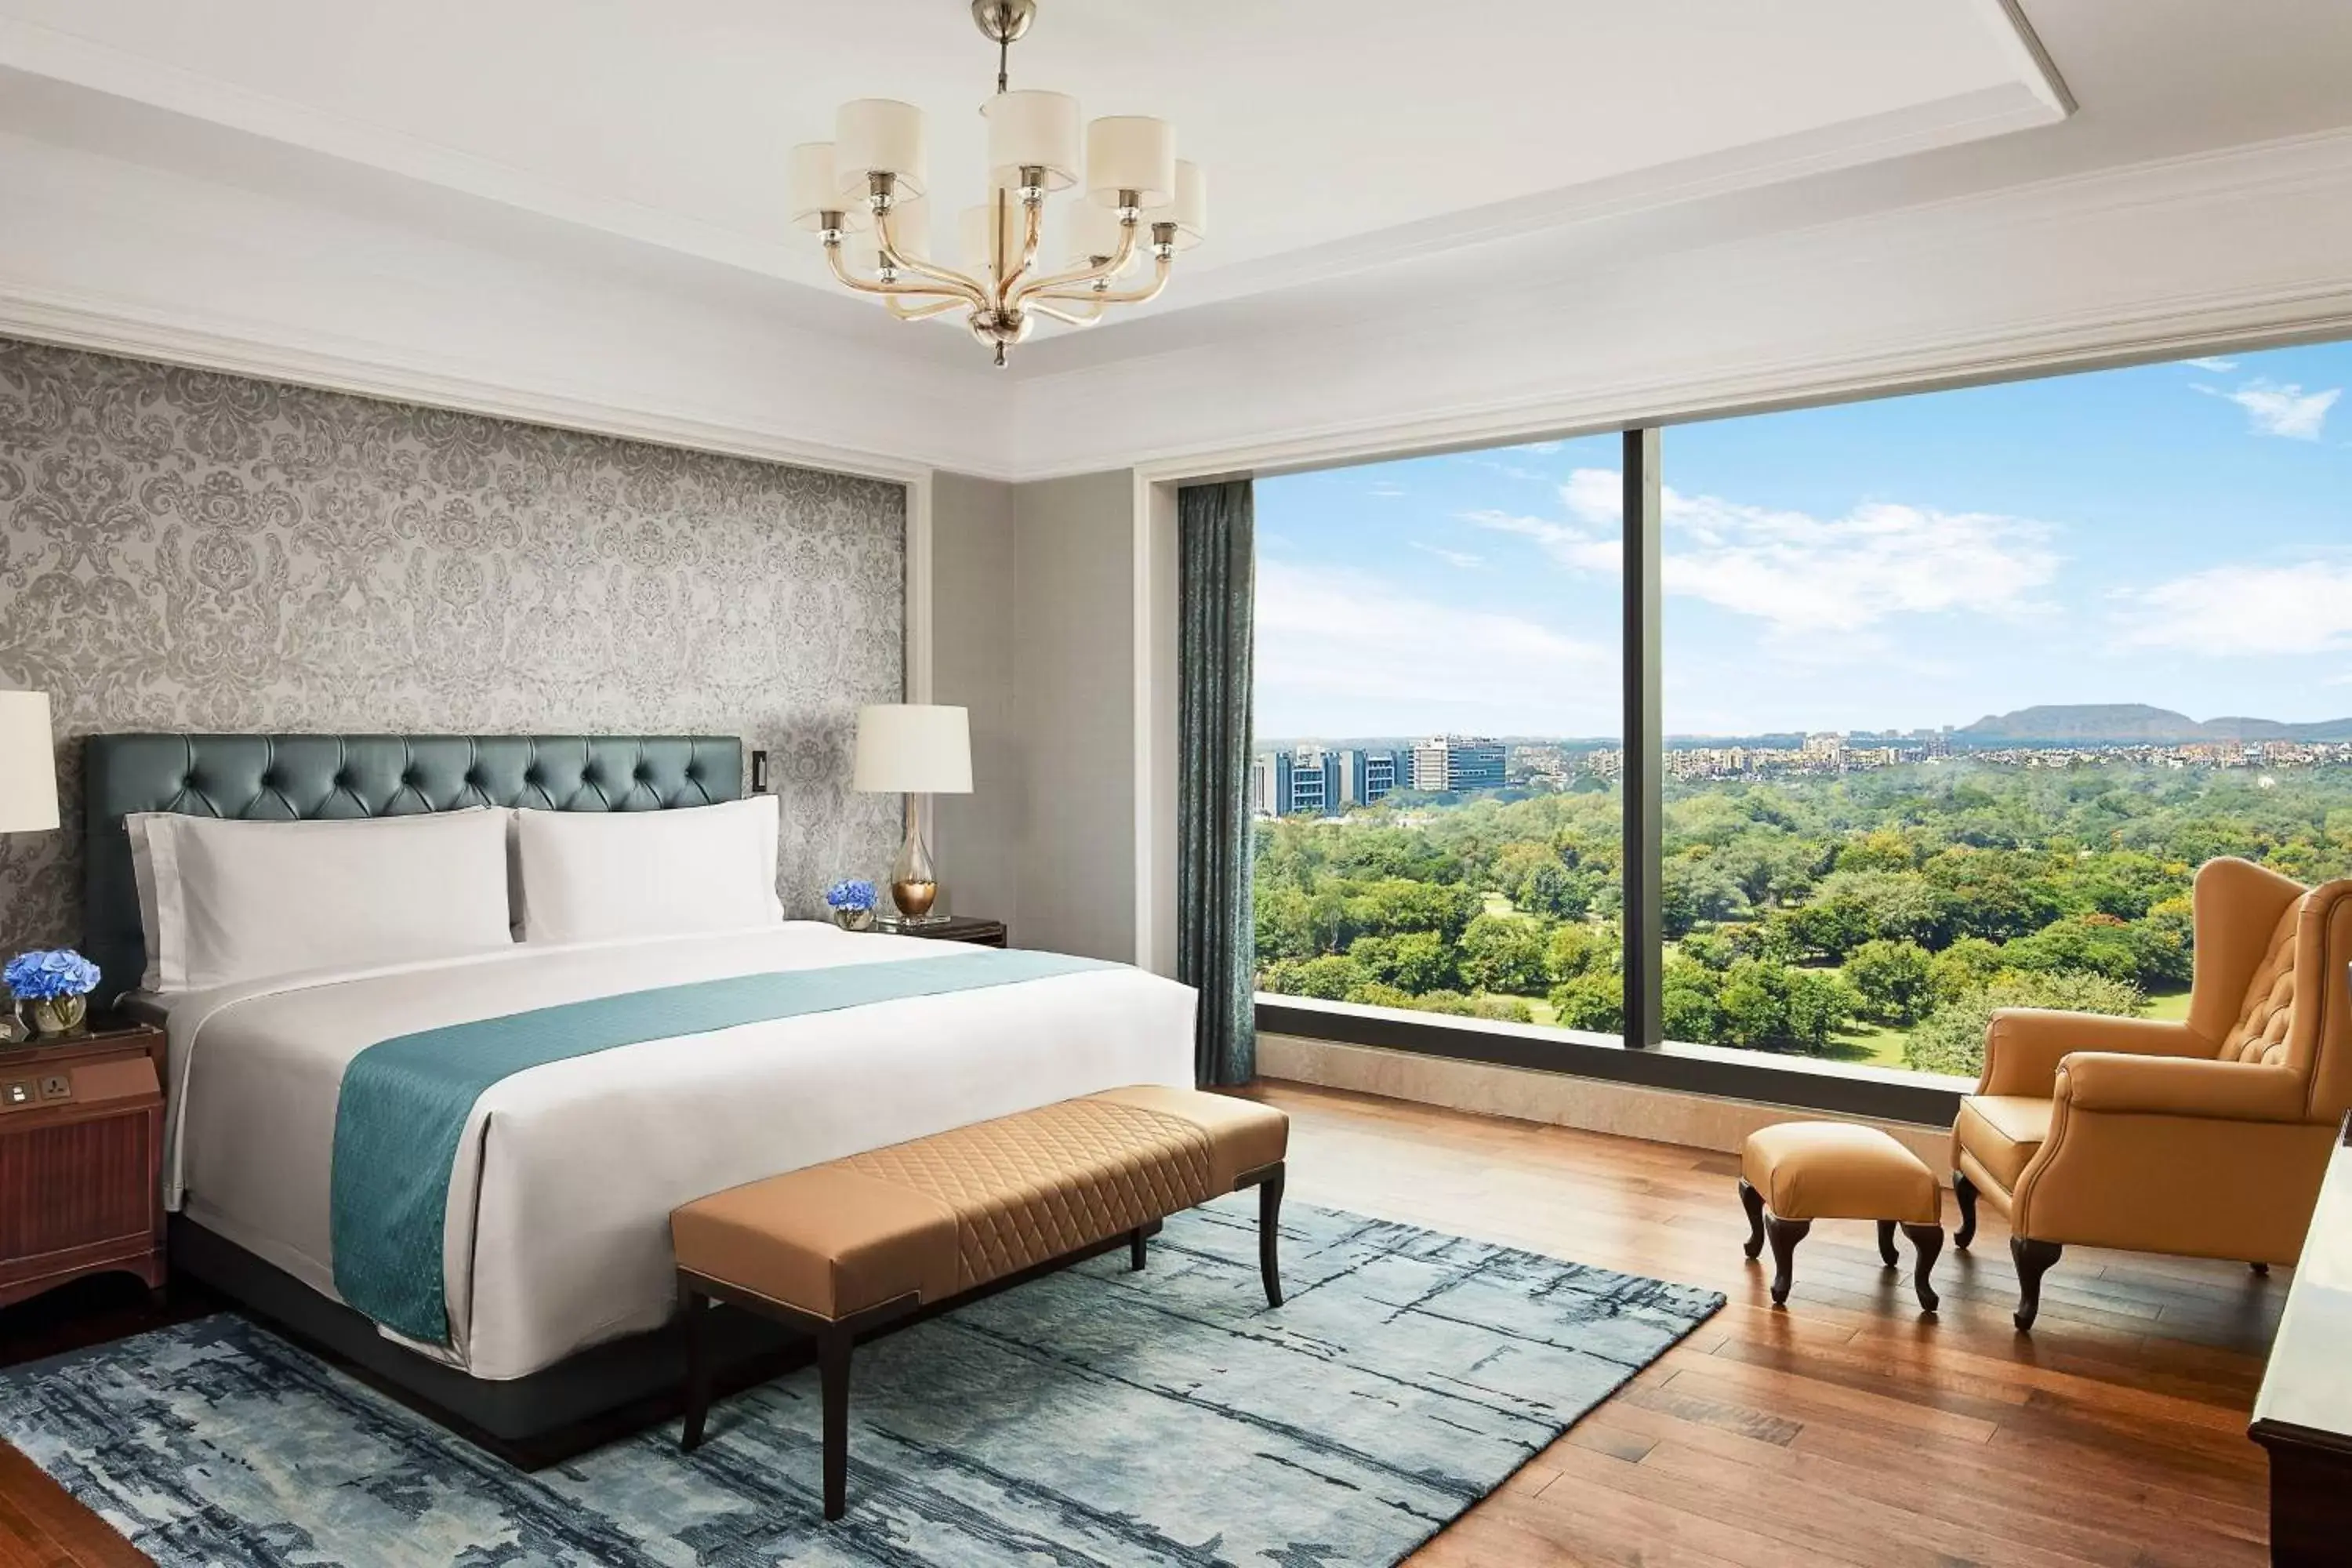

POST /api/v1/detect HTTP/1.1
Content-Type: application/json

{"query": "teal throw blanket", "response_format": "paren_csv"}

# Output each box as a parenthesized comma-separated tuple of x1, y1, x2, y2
(328, 949, 1118, 1344)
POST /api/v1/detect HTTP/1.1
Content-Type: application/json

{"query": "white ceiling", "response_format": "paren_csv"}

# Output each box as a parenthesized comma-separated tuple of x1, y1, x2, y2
(0, 0, 2062, 305)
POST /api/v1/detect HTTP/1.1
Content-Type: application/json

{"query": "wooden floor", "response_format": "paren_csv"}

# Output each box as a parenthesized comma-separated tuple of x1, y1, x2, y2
(0, 1081, 2285, 1566)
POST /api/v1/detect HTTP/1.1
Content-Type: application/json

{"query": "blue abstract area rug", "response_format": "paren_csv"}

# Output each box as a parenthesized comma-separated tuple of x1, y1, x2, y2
(0, 1198, 1722, 1567)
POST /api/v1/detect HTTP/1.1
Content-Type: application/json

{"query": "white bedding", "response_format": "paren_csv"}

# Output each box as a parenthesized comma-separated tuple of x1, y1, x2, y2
(158, 922, 1196, 1381)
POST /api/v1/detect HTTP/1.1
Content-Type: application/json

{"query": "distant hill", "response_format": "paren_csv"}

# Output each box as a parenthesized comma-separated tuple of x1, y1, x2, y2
(1957, 704, 2352, 744)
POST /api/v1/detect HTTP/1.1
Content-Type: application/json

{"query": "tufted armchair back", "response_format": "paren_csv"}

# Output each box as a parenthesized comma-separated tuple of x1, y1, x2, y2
(2187, 858, 2352, 1121)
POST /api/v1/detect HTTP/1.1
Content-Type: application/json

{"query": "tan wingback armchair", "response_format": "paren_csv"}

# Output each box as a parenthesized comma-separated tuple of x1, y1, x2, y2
(1951, 858, 2352, 1329)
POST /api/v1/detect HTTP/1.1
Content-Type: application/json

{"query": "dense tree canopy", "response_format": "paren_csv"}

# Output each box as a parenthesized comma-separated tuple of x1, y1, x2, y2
(1254, 760, 2352, 1074)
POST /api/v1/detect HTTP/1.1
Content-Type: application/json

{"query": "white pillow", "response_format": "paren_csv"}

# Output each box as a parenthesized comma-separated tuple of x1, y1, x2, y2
(129, 808, 514, 992)
(512, 795, 783, 945)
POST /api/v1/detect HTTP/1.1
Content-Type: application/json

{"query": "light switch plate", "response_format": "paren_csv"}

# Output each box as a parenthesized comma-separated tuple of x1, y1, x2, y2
(0, 1078, 32, 1109)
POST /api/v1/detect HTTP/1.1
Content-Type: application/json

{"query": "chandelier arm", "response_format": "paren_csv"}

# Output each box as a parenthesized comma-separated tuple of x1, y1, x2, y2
(1036, 256, 1172, 307)
(1027, 299, 1104, 327)
(870, 209, 993, 307)
(995, 194, 1047, 301)
(886, 296, 973, 321)
(826, 238, 987, 308)
(1009, 220, 1140, 307)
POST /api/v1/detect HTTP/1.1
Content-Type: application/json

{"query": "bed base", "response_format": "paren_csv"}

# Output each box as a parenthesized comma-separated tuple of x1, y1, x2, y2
(169, 1218, 811, 1468)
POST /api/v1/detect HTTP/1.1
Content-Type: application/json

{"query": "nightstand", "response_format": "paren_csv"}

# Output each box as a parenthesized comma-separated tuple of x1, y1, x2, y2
(880, 916, 1007, 948)
(0, 1018, 167, 1309)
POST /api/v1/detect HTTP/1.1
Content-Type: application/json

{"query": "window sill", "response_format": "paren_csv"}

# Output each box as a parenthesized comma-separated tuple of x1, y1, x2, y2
(1255, 995, 1969, 1125)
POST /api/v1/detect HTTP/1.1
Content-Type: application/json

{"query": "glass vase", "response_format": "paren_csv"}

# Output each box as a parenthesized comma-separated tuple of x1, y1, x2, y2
(28, 993, 87, 1037)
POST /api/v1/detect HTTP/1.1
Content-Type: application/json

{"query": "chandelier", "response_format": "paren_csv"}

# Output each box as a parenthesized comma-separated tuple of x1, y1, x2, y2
(789, 0, 1205, 366)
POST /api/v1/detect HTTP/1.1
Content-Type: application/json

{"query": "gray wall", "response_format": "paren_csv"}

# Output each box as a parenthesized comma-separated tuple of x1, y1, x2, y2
(931, 467, 1141, 964)
(930, 471, 1022, 930)
(0, 336, 906, 952)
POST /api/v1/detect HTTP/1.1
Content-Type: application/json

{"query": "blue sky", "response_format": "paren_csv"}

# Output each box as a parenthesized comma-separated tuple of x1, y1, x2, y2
(1254, 341, 2352, 739)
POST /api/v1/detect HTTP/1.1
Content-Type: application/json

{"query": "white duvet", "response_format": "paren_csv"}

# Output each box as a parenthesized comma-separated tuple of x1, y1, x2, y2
(158, 922, 1196, 1381)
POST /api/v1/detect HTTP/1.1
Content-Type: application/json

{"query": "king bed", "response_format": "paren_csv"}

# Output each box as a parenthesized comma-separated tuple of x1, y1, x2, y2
(82, 732, 1196, 1459)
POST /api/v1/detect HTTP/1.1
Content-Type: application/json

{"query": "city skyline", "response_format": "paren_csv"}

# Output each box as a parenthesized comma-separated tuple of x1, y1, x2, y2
(1255, 339, 2352, 738)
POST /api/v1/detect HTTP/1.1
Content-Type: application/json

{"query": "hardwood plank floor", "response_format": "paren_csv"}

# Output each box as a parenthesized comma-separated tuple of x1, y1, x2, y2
(0, 1080, 2283, 1566)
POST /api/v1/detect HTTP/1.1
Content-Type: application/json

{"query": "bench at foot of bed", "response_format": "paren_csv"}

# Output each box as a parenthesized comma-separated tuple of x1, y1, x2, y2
(668, 1085, 1290, 1521)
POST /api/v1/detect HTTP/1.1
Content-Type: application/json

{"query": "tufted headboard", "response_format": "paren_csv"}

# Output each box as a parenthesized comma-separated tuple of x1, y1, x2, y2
(82, 733, 744, 1001)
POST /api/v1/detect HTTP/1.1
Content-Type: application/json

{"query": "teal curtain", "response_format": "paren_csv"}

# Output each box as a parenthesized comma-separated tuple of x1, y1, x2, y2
(1178, 480, 1257, 1086)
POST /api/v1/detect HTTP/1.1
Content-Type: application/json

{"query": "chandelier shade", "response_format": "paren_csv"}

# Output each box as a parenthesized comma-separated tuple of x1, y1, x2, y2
(834, 99, 927, 198)
(1084, 116, 1174, 207)
(1169, 160, 1207, 248)
(985, 89, 1081, 191)
(800, 2, 1200, 365)
(788, 143, 867, 230)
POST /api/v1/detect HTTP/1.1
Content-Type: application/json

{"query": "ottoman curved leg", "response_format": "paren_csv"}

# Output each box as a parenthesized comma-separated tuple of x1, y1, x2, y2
(1876, 1220, 1899, 1269)
(1951, 1169, 1979, 1250)
(1738, 1179, 1766, 1261)
(1903, 1223, 1944, 1313)
(1765, 1215, 1809, 1307)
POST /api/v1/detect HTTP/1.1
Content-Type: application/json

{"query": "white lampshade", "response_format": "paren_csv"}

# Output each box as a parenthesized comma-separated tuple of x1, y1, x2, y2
(0, 691, 58, 833)
(985, 89, 1080, 192)
(1168, 159, 1207, 249)
(1086, 116, 1174, 208)
(1065, 201, 1140, 274)
(835, 99, 927, 199)
(851, 194, 929, 270)
(787, 143, 866, 230)
(854, 705, 972, 794)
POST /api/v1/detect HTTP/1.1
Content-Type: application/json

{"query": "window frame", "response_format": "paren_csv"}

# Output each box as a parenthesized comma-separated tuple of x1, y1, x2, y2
(1250, 428, 1990, 1120)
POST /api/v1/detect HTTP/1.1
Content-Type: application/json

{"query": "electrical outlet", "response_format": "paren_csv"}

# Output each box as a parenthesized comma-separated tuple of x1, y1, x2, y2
(37, 1073, 71, 1102)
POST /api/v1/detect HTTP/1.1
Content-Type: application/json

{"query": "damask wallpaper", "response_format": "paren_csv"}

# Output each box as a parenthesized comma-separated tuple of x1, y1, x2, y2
(0, 336, 906, 952)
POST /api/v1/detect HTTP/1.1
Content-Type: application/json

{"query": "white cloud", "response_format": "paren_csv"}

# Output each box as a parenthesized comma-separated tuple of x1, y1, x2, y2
(2183, 357, 2238, 372)
(2199, 379, 2340, 440)
(1367, 481, 1405, 498)
(1254, 560, 1615, 730)
(1410, 542, 1483, 569)
(1458, 508, 1620, 573)
(1515, 468, 2061, 636)
(2113, 561, 2352, 655)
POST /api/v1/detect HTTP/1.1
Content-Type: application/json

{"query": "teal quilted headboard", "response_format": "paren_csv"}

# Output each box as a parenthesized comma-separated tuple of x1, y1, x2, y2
(82, 733, 743, 1003)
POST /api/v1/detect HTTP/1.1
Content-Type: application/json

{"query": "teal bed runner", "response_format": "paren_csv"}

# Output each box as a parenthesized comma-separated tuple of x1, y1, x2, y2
(328, 949, 1118, 1344)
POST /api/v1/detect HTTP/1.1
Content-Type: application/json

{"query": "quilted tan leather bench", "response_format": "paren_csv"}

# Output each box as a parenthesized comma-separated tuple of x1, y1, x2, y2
(670, 1085, 1290, 1519)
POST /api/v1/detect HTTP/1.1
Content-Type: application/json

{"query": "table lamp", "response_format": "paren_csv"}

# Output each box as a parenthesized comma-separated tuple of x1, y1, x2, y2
(0, 691, 59, 837)
(852, 703, 971, 927)
(0, 691, 59, 1045)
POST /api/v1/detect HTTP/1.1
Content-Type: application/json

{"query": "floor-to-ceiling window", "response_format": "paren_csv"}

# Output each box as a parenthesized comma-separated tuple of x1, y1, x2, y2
(1250, 441, 1624, 1035)
(1252, 337, 2352, 1091)
(1658, 339, 2352, 1075)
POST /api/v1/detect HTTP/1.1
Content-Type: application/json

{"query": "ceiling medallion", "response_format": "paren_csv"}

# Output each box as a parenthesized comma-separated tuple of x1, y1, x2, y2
(789, 0, 1205, 366)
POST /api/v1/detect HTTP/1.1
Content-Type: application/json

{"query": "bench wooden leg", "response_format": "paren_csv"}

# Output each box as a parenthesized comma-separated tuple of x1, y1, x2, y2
(1876, 1219, 1899, 1269)
(679, 1283, 710, 1452)
(1130, 1226, 1147, 1272)
(818, 1327, 853, 1522)
(1258, 1161, 1286, 1308)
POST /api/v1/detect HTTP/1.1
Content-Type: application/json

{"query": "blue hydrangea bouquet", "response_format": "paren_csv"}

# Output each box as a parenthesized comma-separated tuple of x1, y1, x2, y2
(5, 947, 100, 1037)
(825, 878, 879, 932)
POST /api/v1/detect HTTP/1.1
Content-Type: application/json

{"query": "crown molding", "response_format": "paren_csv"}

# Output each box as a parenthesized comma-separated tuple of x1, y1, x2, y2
(0, 282, 1019, 485)
(1119, 276, 2352, 486)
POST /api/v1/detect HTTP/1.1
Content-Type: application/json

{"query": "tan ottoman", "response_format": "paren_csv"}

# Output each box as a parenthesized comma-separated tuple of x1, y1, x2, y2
(1739, 1122, 1944, 1312)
